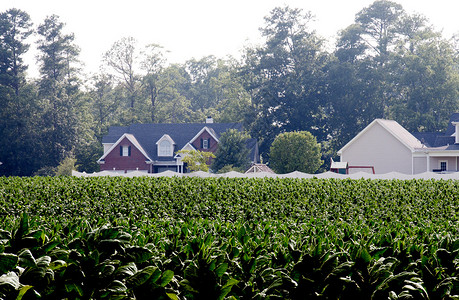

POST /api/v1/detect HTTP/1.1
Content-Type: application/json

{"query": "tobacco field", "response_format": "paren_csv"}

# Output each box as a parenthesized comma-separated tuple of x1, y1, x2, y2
(0, 176, 458, 299)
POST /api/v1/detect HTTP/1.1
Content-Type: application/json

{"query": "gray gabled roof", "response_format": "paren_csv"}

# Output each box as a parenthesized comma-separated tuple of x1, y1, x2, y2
(411, 113, 459, 148)
(102, 122, 244, 161)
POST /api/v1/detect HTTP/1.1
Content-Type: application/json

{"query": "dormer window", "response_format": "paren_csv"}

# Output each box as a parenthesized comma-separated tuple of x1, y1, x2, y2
(202, 139, 209, 149)
(159, 140, 172, 156)
(156, 134, 175, 157)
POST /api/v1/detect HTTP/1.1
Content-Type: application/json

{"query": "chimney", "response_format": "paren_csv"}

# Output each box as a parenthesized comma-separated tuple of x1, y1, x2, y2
(206, 116, 213, 124)
(453, 122, 459, 144)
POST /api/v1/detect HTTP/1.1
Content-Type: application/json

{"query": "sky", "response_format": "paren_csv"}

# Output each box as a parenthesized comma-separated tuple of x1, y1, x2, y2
(1, 0, 458, 77)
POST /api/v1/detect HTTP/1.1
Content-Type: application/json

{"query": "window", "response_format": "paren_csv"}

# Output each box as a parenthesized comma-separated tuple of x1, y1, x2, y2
(156, 135, 175, 157)
(201, 138, 210, 149)
(120, 145, 131, 157)
(159, 140, 172, 156)
(440, 161, 447, 172)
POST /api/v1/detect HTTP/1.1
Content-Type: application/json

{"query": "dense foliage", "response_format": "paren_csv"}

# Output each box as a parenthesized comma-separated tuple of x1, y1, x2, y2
(1, 0, 459, 176)
(269, 131, 323, 174)
(211, 129, 251, 173)
(0, 176, 458, 299)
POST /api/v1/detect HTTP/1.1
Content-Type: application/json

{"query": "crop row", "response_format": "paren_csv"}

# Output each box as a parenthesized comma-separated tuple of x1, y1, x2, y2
(0, 177, 458, 299)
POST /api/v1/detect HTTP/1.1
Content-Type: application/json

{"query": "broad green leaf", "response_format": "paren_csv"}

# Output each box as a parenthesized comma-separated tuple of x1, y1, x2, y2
(18, 249, 36, 268)
(16, 285, 33, 300)
(36, 256, 51, 268)
(106, 280, 127, 293)
(65, 283, 84, 296)
(219, 278, 239, 300)
(49, 260, 67, 271)
(116, 262, 137, 277)
(160, 270, 174, 287)
(215, 263, 228, 278)
(126, 266, 159, 287)
(125, 246, 152, 263)
(0, 271, 21, 290)
(0, 253, 18, 274)
(166, 292, 179, 300)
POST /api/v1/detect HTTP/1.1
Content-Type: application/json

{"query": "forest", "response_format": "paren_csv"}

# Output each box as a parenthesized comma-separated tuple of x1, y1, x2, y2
(0, 0, 458, 176)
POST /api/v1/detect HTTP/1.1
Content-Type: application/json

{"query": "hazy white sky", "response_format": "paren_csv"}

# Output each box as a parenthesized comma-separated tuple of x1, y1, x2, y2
(1, 0, 458, 77)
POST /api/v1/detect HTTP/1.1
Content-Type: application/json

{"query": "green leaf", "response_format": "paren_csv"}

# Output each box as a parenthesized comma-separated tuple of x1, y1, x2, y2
(0, 230, 11, 240)
(65, 283, 84, 296)
(0, 271, 21, 290)
(107, 280, 127, 293)
(16, 285, 33, 300)
(36, 256, 51, 268)
(360, 248, 372, 264)
(125, 246, 153, 263)
(126, 266, 159, 287)
(0, 253, 18, 274)
(215, 263, 228, 278)
(14, 213, 29, 241)
(49, 260, 67, 271)
(116, 262, 137, 278)
(160, 270, 174, 287)
(41, 240, 60, 254)
(18, 249, 36, 268)
(219, 278, 239, 300)
(166, 292, 179, 300)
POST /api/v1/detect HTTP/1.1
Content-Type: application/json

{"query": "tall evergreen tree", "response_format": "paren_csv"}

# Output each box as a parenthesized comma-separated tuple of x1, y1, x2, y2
(36, 14, 82, 169)
(0, 8, 32, 95)
(0, 9, 40, 175)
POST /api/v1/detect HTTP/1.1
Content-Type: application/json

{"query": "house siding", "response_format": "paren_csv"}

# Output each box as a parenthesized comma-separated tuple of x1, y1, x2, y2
(100, 137, 149, 172)
(192, 131, 218, 152)
(430, 157, 456, 172)
(413, 157, 427, 174)
(340, 122, 413, 174)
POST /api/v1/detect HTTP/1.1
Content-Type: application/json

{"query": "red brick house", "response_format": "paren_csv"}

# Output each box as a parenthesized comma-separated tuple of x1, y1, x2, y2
(97, 119, 259, 173)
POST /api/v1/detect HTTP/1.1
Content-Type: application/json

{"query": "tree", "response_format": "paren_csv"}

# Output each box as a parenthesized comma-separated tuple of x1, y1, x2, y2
(103, 37, 141, 124)
(385, 15, 459, 132)
(269, 131, 322, 174)
(36, 14, 82, 168)
(0, 9, 39, 176)
(55, 155, 77, 176)
(242, 6, 329, 156)
(153, 64, 198, 123)
(140, 43, 168, 122)
(176, 150, 215, 172)
(211, 129, 251, 172)
(0, 8, 33, 96)
(355, 0, 404, 63)
(182, 56, 251, 123)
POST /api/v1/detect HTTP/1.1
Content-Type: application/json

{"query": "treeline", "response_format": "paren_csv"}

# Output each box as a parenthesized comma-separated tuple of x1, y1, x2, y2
(1, 0, 458, 176)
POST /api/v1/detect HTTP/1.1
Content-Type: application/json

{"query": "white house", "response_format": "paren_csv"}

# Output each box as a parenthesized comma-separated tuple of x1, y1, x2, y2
(337, 114, 459, 174)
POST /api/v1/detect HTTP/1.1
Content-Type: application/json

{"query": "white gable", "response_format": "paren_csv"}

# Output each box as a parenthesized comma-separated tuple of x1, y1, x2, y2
(189, 126, 219, 144)
(338, 119, 420, 174)
(97, 133, 153, 163)
(338, 119, 422, 155)
(156, 134, 176, 157)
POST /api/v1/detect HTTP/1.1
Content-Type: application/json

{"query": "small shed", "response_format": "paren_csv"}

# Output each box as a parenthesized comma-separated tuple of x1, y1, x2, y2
(245, 163, 275, 174)
(330, 159, 348, 174)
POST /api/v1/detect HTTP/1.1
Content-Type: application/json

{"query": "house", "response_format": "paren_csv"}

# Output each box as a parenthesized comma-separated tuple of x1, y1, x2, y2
(337, 114, 459, 174)
(97, 119, 260, 173)
(245, 163, 275, 174)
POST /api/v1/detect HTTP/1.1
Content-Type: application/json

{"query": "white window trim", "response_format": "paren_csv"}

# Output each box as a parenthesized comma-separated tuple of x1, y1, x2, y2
(440, 161, 448, 172)
(203, 139, 209, 149)
(156, 134, 176, 157)
(159, 140, 172, 157)
(122, 145, 130, 157)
